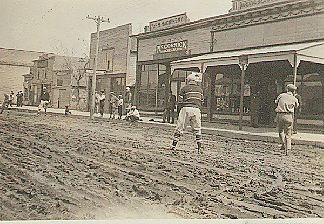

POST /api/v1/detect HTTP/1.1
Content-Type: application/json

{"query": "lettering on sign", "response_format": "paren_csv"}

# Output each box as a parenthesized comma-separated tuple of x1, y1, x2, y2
(156, 40, 188, 54)
(149, 13, 189, 32)
(231, 0, 285, 11)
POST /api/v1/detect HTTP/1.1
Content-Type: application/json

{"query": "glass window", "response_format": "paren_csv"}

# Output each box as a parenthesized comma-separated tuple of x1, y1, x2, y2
(213, 73, 241, 113)
(299, 73, 322, 116)
(139, 63, 168, 110)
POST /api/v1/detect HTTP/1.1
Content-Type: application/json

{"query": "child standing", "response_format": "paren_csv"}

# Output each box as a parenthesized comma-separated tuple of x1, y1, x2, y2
(117, 95, 123, 119)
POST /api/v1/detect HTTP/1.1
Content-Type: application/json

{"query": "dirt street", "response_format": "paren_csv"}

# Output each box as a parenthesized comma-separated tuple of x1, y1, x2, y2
(0, 111, 323, 220)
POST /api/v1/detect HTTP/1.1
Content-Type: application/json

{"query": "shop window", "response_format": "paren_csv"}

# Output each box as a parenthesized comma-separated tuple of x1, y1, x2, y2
(111, 77, 125, 97)
(213, 73, 242, 114)
(286, 73, 323, 117)
(139, 64, 167, 110)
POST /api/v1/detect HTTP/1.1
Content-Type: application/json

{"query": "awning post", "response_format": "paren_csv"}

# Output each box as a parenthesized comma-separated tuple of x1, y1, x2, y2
(293, 54, 300, 86)
(239, 55, 248, 131)
(207, 71, 215, 122)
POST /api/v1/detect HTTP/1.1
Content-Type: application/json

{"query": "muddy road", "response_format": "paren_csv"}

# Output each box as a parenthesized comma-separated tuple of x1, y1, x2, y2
(0, 111, 323, 220)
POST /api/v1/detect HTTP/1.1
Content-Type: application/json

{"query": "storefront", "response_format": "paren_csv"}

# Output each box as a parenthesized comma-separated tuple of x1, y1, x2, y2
(135, 0, 324, 126)
(171, 42, 324, 127)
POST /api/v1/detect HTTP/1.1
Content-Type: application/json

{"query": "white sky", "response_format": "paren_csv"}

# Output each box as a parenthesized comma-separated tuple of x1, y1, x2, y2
(0, 0, 232, 57)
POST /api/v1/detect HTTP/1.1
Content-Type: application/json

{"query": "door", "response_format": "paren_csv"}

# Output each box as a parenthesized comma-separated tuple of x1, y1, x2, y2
(58, 89, 69, 109)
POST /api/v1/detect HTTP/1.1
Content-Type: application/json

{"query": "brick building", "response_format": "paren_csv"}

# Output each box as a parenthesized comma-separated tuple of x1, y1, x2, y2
(89, 23, 136, 112)
(26, 54, 88, 110)
(134, 0, 324, 127)
(0, 48, 46, 103)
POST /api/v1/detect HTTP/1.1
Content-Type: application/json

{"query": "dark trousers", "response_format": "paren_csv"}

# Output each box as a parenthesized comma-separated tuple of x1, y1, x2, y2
(99, 101, 105, 116)
(163, 108, 175, 123)
(126, 115, 139, 122)
(118, 106, 122, 119)
(293, 111, 299, 132)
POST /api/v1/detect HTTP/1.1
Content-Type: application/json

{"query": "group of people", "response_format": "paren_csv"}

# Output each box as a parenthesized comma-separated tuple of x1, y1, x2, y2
(94, 87, 140, 122)
(0, 90, 24, 114)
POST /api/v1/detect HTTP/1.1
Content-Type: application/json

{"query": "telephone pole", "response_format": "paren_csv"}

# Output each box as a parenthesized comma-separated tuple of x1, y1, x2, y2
(86, 15, 110, 119)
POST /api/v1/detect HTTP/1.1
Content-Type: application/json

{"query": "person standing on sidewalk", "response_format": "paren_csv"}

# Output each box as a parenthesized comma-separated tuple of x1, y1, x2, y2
(124, 87, 132, 115)
(275, 84, 299, 155)
(293, 91, 302, 134)
(163, 91, 176, 124)
(8, 91, 14, 107)
(117, 95, 123, 120)
(170, 72, 204, 153)
(109, 92, 118, 119)
(38, 87, 50, 115)
(99, 91, 106, 117)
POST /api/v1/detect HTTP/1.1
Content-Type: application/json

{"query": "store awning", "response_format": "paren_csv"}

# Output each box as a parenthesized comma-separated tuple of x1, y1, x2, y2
(171, 41, 324, 73)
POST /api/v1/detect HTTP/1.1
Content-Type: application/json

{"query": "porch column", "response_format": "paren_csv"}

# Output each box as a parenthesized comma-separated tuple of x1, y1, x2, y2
(207, 71, 215, 122)
(239, 55, 249, 130)
(320, 67, 324, 134)
(292, 54, 301, 86)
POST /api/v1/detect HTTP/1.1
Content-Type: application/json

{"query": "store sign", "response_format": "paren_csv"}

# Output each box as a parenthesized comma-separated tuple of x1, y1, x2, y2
(149, 13, 189, 32)
(156, 40, 188, 54)
(231, 0, 285, 12)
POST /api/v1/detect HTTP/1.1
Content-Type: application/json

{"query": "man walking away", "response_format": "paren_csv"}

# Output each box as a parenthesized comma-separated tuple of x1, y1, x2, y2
(293, 91, 302, 134)
(170, 72, 204, 153)
(163, 91, 176, 124)
(38, 87, 50, 115)
(99, 91, 106, 117)
(124, 87, 132, 115)
(275, 84, 299, 155)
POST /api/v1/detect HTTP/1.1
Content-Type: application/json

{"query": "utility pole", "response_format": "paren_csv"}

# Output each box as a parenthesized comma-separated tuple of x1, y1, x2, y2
(86, 15, 110, 119)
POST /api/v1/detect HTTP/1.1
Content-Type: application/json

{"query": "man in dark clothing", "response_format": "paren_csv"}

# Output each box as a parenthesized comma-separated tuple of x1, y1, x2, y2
(163, 91, 176, 124)
(38, 87, 50, 115)
(170, 72, 204, 153)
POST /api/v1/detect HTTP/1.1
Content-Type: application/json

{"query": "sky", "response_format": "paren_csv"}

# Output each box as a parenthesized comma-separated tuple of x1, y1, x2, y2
(0, 0, 232, 57)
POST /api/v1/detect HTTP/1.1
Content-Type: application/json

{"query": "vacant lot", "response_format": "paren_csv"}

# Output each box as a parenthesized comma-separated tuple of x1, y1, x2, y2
(0, 111, 323, 220)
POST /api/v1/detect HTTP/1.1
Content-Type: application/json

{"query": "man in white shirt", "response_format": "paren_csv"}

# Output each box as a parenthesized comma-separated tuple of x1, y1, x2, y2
(275, 84, 299, 155)
(125, 105, 140, 122)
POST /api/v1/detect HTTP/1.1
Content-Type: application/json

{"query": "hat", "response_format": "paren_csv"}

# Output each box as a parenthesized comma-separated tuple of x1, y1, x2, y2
(287, 84, 297, 91)
(187, 72, 202, 82)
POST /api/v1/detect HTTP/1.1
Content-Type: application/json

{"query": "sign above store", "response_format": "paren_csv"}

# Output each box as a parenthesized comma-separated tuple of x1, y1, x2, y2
(156, 40, 188, 54)
(149, 13, 189, 32)
(230, 0, 287, 12)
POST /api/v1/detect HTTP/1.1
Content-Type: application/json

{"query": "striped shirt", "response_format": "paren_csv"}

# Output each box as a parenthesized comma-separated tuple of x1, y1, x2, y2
(179, 84, 204, 108)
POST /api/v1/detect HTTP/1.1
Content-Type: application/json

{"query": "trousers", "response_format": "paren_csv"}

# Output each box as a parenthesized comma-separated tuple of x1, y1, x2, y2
(277, 113, 293, 151)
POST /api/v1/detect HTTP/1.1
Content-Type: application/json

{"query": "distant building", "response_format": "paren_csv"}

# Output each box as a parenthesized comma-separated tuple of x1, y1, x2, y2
(25, 54, 88, 110)
(134, 0, 324, 127)
(89, 23, 137, 112)
(0, 48, 46, 103)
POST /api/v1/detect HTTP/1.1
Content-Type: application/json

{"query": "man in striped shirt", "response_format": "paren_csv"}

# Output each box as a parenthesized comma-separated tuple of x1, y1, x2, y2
(171, 72, 204, 153)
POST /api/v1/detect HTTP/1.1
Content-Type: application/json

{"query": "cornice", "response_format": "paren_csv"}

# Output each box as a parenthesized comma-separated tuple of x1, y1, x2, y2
(212, 0, 324, 32)
(134, 0, 323, 40)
